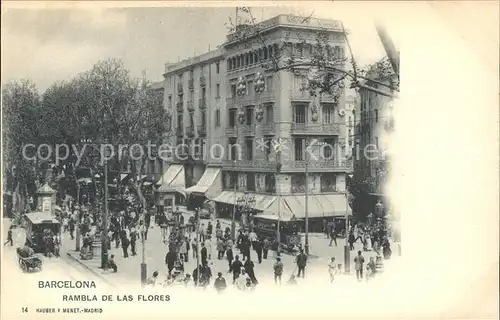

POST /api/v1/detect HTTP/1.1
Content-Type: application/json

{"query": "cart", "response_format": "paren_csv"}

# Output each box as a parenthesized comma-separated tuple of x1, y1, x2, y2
(16, 248, 43, 272)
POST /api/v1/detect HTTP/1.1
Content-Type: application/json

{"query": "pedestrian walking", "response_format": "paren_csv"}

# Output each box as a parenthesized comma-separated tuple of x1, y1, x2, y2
(366, 257, 376, 280)
(244, 258, 258, 284)
(273, 257, 284, 284)
(254, 238, 263, 263)
(130, 227, 137, 256)
(214, 272, 227, 293)
(328, 257, 340, 283)
(354, 250, 365, 280)
(348, 232, 355, 251)
(201, 242, 208, 266)
(165, 250, 176, 276)
(262, 237, 270, 259)
(226, 238, 234, 272)
(216, 238, 225, 259)
(295, 249, 307, 278)
(231, 255, 243, 284)
(4, 227, 13, 246)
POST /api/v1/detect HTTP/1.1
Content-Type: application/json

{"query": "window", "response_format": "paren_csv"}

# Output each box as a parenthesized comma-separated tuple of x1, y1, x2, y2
(245, 54, 249, 66)
(266, 76, 274, 91)
(323, 138, 335, 160)
(263, 47, 268, 60)
(264, 137, 272, 161)
(177, 114, 183, 128)
(230, 84, 236, 97)
(265, 173, 276, 193)
(228, 109, 236, 127)
(216, 62, 220, 74)
(189, 113, 194, 128)
(375, 109, 379, 122)
(265, 104, 274, 124)
(291, 174, 306, 193)
(297, 44, 303, 58)
(250, 53, 253, 65)
(254, 51, 259, 64)
(322, 105, 333, 124)
(294, 138, 305, 161)
(245, 107, 253, 125)
(201, 110, 206, 125)
(229, 138, 238, 160)
(227, 60, 231, 71)
(247, 80, 253, 95)
(269, 45, 273, 58)
(294, 105, 307, 124)
(215, 110, 221, 126)
(245, 139, 253, 160)
(216, 84, 220, 98)
(321, 173, 336, 192)
(246, 173, 256, 191)
(168, 95, 172, 108)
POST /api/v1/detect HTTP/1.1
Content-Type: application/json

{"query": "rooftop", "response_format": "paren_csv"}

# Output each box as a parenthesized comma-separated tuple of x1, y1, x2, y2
(163, 48, 224, 76)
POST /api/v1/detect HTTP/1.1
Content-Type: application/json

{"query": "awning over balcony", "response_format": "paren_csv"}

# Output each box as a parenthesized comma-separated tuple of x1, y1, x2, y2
(156, 165, 186, 196)
(185, 167, 222, 198)
(211, 191, 275, 211)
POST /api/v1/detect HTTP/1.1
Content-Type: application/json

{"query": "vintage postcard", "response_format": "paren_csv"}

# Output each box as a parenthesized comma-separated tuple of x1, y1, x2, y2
(1, 1, 498, 319)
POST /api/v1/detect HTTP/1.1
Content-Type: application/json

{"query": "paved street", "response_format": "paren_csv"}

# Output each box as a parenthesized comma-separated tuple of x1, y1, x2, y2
(1, 219, 115, 319)
(60, 214, 398, 289)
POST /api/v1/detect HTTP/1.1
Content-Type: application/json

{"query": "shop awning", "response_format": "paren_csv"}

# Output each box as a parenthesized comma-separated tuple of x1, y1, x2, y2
(156, 165, 185, 196)
(120, 173, 129, 181)
(185, 167, 221, 196)
(211, 191, 275, 212)
(315, 194, 352, 216)
(263, 196, 300, 220)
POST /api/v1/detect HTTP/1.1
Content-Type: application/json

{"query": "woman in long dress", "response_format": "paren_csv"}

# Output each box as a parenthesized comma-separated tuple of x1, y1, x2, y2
(365, 233, 373, 251)
(328, 257, 337, 283)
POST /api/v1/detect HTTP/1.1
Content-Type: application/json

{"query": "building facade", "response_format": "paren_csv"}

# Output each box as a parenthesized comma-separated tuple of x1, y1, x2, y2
(156, 15, 353, 229)
(156, 49, 225, 211)
(354, 59, 396, 213)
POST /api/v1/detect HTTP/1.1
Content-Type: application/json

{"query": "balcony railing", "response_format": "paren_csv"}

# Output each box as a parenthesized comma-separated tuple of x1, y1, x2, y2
(185, 126, 195, 137)
(197, 123, 207, 136)
(290, 123, 341, 135)
(198, 98, 207, 110)
(188, 78, 194, 89)
(240, 124, 255, 136)
(259, 123, 275, 135)
(225, 126, 237, 136)
(176, 101, 183, 112)
(176, 127, 183, 137)
(187, 101, 195, 112)
(177, 83, 183, 94)
(222, 159, 277, 170)
(200, 76, 206, 87)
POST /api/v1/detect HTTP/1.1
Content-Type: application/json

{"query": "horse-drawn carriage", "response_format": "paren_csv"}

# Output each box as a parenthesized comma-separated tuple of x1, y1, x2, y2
(16, 247, 43, 272)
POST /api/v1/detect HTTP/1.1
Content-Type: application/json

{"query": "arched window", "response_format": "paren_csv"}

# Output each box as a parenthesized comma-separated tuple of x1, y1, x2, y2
(240, 55, 244, 67)
(259, 48, 263, 60)
(263, 47, 268, 60)
(254, 51, 259, 63)
(236, 56, 240, 68)
(245, 53, 249, 66)
(228, 59, 232, 70)
(233, 57, 237, 69)
(250, 52, 254, 64)
(268, 45, 273, 58)
(274, 43, 279, 57)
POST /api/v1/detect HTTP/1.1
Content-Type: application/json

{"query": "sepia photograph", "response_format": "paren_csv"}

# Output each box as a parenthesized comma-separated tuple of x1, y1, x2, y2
(1, 2, 498, 319)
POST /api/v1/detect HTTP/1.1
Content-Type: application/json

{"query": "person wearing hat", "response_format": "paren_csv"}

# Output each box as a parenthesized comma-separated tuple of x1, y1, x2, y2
(146, 271, 159, 287)
(213, 272, 227, 293)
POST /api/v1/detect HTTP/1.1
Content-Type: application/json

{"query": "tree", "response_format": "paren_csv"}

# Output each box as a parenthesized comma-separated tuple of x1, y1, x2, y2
(2, 80, 42, 212)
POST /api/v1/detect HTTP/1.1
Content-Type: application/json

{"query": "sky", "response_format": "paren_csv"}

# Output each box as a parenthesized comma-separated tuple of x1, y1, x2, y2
(1, 3, 397, 93)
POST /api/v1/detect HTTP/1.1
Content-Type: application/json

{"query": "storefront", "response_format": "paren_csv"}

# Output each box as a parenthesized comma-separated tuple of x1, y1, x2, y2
(155, 164, 186, 213)
(212, 191, 276, 224)
(185, 167, 222, 211)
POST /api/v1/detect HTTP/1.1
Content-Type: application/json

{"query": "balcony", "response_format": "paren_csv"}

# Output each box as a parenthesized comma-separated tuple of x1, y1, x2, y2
(200, 76, 206, 87)
(225, 126, 237, 136)
(176, 127, 183, 137)
(290, 123, 341, 135)
(176, 101, 183, 112)
(240, 124, 255, 136)
(197, 123, 207, 137)
(188, 78, 194, 89)
(177, 84, 183, 94)
(187, 101, 195, 112)
(198, 98, 207, 110)
(222, 159, 277, 170)
(256, 90, 275, 102)
(259, 123, 275, 135)
(185, 126, 195, 137)
(290, 89, 311, 102)
(281, 159, 353, 172)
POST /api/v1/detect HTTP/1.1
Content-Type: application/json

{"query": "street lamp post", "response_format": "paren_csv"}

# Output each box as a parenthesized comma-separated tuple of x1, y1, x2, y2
(75, 183, 81, 252)
(344, 173, 353, 274)
(304, 149, 310, 256)
(102, 157, 109, 270)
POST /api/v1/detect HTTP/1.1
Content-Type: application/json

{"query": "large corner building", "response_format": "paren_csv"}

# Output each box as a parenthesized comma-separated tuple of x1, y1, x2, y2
(155, 15, 353, 231)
